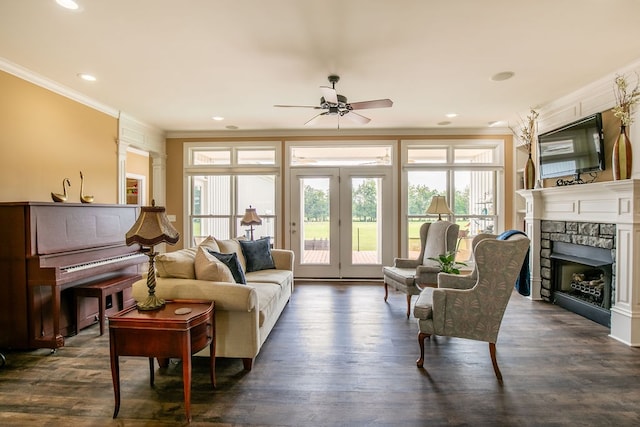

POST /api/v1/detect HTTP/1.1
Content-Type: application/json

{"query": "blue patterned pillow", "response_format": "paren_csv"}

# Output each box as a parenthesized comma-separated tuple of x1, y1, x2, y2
(239, 237, 276, 272)
(205, 249, 246, 284)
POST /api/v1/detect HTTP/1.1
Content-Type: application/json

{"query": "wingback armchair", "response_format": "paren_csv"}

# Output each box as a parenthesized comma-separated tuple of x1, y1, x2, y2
(383, 221, 459, 317)
(435, 232, 496, 290)
(413, 233, 530, 383)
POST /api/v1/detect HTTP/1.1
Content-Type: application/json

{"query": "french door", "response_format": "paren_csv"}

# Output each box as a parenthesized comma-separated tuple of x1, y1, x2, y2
(290, 167, 393, 278)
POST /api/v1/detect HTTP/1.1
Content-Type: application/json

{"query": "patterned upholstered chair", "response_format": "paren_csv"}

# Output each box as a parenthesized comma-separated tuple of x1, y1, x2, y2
(436, 233, 496, 290)
(413, 233, 530, 383)
(382, 221, 459, 317)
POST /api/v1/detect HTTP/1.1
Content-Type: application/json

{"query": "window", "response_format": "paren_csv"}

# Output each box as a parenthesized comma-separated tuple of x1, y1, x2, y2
(185, 143, 279, 246)
(191, 149, 231, 165)
(290, 145, 392, 166)
(403, 141, 503, 261)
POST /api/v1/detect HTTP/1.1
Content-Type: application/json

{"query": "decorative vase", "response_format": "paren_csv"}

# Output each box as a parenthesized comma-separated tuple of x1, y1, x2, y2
(613, 125, 633, 180)
(524, 153, 535, 189)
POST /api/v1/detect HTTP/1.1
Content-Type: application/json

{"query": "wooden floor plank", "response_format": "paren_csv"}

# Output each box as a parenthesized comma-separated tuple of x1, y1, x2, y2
(1, 282, 640, 426)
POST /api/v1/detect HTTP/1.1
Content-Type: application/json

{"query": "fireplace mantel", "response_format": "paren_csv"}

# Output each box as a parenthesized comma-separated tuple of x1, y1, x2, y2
(517, 179, 640, 346)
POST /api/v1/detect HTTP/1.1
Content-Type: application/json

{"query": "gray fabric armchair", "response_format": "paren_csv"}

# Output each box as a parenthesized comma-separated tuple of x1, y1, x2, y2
(413, 233, 530, 383)
(382, 221, 459, 317)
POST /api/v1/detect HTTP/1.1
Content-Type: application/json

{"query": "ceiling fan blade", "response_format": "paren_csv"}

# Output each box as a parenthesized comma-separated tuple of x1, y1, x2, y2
(348, 99, 393, 110)
(274, 104, 323, 109)
(320, 86, 338, 104)
(304, 112, 327, 126)
(343, 111, 371, 124)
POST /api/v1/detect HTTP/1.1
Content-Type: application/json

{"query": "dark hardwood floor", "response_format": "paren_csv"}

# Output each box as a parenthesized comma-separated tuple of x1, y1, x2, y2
(1, 282, 640, 426)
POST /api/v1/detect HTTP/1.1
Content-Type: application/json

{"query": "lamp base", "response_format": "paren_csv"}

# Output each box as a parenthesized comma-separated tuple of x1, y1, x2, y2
(137, 294, 166, 311)
(136, 249, 165, 311)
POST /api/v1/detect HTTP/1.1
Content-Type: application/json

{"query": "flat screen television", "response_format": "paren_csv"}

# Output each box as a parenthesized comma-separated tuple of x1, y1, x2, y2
(537, 113, 605, 180)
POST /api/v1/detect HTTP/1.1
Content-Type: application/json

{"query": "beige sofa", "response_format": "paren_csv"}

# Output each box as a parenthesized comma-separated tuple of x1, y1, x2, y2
(131, 236, 294, 371)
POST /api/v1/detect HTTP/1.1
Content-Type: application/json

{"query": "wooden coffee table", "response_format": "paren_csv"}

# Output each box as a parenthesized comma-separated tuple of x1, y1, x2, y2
(108, 299, 215, 422)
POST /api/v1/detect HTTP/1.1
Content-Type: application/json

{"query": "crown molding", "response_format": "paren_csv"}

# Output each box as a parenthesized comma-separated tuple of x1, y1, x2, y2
(0, 56, 119, 118)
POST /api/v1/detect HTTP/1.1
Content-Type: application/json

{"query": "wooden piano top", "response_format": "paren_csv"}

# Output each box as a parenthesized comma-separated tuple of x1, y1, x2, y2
(0, 202, 141, 256)
(0, 202, 146, 285)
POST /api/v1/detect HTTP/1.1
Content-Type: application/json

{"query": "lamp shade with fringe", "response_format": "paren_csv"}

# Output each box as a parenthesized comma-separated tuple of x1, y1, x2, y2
(125, 200, 179, 310)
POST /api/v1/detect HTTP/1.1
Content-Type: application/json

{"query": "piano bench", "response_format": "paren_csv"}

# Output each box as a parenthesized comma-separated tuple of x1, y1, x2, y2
(73, 274, 141, 336)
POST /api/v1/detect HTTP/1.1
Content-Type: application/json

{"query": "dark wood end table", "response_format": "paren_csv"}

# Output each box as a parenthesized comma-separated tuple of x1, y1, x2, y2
(108, 299, 215, 422)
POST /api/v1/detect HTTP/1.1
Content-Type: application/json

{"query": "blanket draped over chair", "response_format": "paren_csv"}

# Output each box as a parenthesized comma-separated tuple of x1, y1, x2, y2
(497, 229, 530, 296)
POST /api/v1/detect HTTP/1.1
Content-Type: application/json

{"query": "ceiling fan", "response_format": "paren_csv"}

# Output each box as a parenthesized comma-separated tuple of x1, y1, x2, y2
(274, 75, 393, 127)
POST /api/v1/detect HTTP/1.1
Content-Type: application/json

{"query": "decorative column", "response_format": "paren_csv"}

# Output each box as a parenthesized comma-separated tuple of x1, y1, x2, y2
(151, 153, 167, 207)
(516, 188, 543, 300)
(116, 139, 130, 204)
(607, 180, 640, 346)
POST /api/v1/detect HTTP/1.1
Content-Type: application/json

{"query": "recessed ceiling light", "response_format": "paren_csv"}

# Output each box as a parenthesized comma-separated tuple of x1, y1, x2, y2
(212, 116, 224, 121)
(437, 121, 451, 126)
(491, 71, 515, 82)
(445, 113, 458, 118)
(77, 73, 96, 82)
(56, 0, 79, 10)
(488, 121, 502, 127)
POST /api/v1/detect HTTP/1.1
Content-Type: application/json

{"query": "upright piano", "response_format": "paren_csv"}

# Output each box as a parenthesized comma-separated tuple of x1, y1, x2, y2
(0, 202, 147, 350)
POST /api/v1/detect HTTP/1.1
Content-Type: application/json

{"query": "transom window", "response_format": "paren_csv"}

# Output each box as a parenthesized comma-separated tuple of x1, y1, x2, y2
(188, 145, 277, 167)
(290, 145, 392, 166)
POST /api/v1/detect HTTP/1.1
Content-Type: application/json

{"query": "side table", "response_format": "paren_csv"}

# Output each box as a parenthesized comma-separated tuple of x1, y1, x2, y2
(108, 299, 215, 422)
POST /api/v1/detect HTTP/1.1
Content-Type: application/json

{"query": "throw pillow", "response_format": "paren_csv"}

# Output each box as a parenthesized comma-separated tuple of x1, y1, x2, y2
(214, 238, 247, 271)
(206, 249, 247, 284)
(155, 248, 197, 279)
(239, 237, 276, 272)
(194, 247, 235, 283)
(198, 235, 220, 253)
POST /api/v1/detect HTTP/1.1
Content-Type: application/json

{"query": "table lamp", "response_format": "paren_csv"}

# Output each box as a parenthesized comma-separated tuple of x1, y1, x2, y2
(125, 200, 179, 310)
(426, 195, 453, 221)
(240, 205, 262, 240)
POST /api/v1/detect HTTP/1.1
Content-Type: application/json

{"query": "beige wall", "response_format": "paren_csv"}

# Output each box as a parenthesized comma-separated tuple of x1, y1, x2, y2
(0, 70, 118, 203)
(503, 133, 515, 227)
(166, 139, 186, 248)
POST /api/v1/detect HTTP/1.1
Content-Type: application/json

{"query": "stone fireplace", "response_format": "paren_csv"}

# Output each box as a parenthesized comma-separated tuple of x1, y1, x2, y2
(518, 179, 640, 346)
(540, 221, 615, 327)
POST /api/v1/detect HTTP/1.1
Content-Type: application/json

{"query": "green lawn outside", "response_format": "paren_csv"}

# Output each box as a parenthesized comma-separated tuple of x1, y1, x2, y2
(304, 221, 467, 252)
(303, 220, 469, 252)
(304, 220, 443, 251)
(304, 221, 378, 250)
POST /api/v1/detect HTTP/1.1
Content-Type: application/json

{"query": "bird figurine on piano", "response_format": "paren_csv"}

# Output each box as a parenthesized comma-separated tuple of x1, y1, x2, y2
(79, 171, 94, 203)
(51, 178, 71, 203)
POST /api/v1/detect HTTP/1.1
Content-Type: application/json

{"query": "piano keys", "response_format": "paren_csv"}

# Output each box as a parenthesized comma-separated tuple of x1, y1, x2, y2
(0, 202, 147, 350)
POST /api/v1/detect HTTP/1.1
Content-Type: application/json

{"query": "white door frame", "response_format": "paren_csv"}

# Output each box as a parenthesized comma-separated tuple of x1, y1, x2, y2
(289, 167, 394, 278)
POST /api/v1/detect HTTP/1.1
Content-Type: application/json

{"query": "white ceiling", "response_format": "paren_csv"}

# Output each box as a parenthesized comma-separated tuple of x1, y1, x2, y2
(2, 0, 640, 133)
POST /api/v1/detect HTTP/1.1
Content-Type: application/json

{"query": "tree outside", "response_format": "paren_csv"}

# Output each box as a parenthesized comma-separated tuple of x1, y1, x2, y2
(303, 180, 470, 251)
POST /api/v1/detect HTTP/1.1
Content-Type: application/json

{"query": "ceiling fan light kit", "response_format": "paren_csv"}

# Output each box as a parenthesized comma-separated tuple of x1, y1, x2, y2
(275, 75, 393, 128)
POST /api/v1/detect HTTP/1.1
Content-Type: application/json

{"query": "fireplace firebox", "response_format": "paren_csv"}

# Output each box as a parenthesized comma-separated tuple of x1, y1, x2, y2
(550, 241, 613, 327)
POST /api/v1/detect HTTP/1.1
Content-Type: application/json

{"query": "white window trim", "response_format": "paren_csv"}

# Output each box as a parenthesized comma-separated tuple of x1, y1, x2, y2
(182, 141, 281, 247)
(399, 139, 506, 260)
